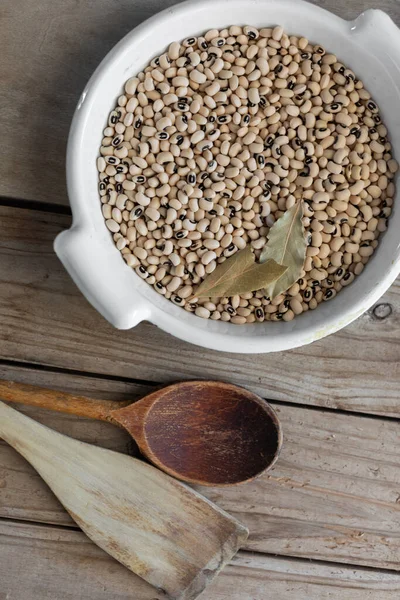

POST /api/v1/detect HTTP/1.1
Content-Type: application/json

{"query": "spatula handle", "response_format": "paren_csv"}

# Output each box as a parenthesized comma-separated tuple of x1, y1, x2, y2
(0, 379, 130, 421)
(0, 400, 52, 463)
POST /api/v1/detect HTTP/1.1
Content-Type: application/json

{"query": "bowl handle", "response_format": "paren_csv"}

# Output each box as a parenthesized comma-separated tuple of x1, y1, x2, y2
(351, 10, 400, 75)
(54, 226, 151, 330)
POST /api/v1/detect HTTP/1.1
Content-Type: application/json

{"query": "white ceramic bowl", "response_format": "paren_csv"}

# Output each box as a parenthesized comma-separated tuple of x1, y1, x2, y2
(55, 0, 400, 353)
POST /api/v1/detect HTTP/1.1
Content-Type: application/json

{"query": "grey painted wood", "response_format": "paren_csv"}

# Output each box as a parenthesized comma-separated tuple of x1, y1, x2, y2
(0, 0, 399, 205)
(1, 520, 400, 600)
(1, 363, 400, 570)
(2, 1, 400, 595)
(0, 206, 399, 416)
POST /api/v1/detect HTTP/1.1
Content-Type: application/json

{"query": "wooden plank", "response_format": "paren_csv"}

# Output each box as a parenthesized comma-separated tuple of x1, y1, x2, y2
(1, 520, 400, 600)
(1, 0, 399, 206)
(0, 206, 399, 416)
(0, 0, 184, 206)
(1, 364, 400, 570)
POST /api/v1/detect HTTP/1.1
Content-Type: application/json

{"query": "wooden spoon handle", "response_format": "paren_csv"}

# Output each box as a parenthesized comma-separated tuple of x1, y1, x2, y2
(0, 379, 130, 421)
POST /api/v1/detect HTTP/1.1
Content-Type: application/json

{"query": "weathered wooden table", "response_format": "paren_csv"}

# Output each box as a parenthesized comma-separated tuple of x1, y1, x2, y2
(1, 0, 400, 597)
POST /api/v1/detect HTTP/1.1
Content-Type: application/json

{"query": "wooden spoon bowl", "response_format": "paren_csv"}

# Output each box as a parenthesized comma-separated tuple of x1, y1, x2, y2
(0, 379, 282, 486)
(114, 381, 283, 486)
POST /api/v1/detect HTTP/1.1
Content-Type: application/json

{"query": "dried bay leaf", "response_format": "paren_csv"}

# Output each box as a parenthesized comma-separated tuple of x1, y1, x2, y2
(193, 245, 287, 298)
(260, 201, 307, 300)
(228, 259, 287, 296)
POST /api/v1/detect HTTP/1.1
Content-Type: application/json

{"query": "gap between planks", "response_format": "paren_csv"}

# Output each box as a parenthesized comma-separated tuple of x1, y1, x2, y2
(2, 513, 400, 578)
(0, 357, 399, 424)
(0, 195, 72, 215)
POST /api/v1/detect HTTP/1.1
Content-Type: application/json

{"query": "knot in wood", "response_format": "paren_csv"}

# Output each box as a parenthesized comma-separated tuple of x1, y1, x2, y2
(372, 303, 392, 321)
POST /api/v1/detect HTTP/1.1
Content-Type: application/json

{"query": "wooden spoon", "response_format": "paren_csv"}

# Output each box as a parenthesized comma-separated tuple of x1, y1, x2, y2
(0, 379, 282, 486)
(0, 400, 248, 600)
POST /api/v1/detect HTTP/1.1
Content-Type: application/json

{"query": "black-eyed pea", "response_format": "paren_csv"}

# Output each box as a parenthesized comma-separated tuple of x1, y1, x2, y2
(313, 290, 323, 304)
(324, 181, 337, 194)
(378, 175, 388, 190)
(333, 148, 348, 165)
(312, 191, 329, 205)
(204, 259, 217, 274)
(124, 253, 140, 268)
(335, 112, 352, 127)
(284, 283, 300, 299)
(323, 288, 336, 301)
(209, 310, 221, 320)
(195, 306, 211, 319)
(311, 231, 323, 247)
(280, 309, 294, 322)
(361, 230, 375, 242)
(303, 202, 314, 218)
(332, 200, 347, 212)
(322, 221, 336, 235)
(349, 227, 362, 243)
(341, 223, 351, 237)
(343, 252, 352, 265)
(359, 244, 374, 257)
(341, 271, 355, 286)
(367, 217, 378, 232)
(353, 262, 364, 275)
(346, 204, 359, 218)
(349, 152, 363, 168)
(333, 267, 345, 281)
(367, 184, 382, 199)
(229, 315, 246, 325)
(360, 164, 370, 180)
(307, 246, 319, 257)
(312, 256, 323, 269)
(318, 243, 330, 259)
(370, 140, 385, 154)
(320, 232, 332, 245)
(236, 307, 251, 318)
(314, 210, 328, 221)
(330, 251, 343, 267)
(290, 298, 303, 315)
(309, 268, 327, 281)
(302, 255, 312, 271)
(135, 265, 149, 280)
(308, 297, 318, 309)
(327, 161, 342, 175)
(360, 205, 373, 221)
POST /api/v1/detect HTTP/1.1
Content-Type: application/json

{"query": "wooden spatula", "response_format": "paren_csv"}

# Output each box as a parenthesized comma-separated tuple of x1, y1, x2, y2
(0, 400, 248, 600)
